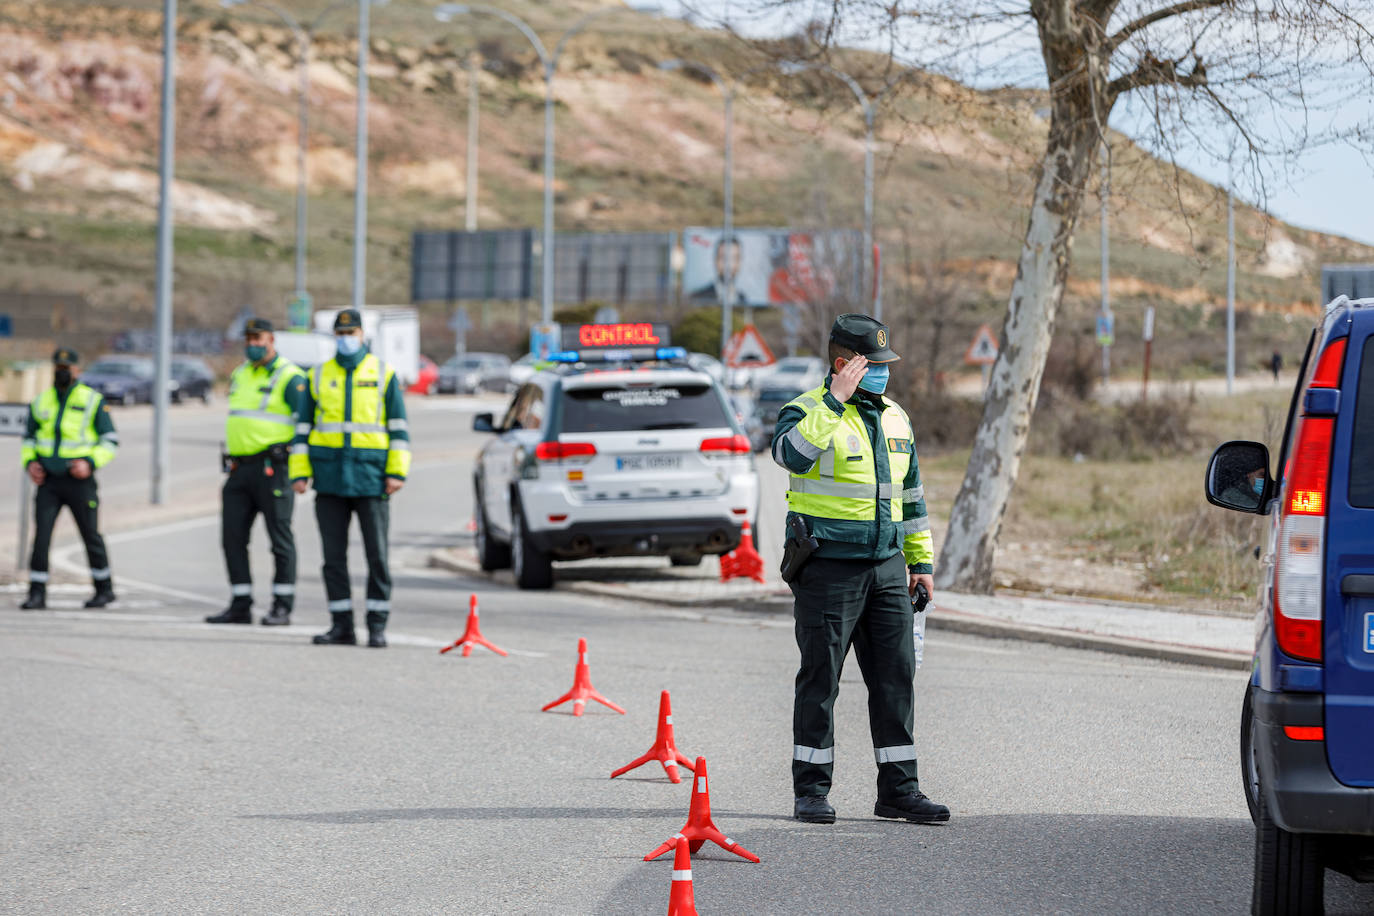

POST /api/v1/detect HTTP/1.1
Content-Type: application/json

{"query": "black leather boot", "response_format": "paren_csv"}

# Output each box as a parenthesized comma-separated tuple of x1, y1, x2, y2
(206, 599, 252, 624)
(365, 611, 387, 648)
(794, 796, 836, 824)
(312, 612, 356, 645)
(84, 583, 116, 609)
(20, 584, 46, 610)
(874, 792, 950, 824)
(260, 598, 292, 626)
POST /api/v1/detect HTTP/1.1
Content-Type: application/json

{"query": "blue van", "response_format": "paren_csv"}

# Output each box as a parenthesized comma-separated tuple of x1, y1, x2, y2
(1206, 295, 1374, 913)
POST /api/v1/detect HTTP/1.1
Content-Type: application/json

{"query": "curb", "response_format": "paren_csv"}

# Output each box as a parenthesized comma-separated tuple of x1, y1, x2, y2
(427, 549, 1252, 672)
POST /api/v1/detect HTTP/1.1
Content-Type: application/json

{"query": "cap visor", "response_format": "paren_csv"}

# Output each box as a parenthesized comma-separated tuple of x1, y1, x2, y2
(866, 349, 900, 363)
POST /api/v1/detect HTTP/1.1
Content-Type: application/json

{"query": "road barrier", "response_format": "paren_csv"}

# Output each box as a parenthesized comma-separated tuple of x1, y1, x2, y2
(541, 637, 625, 717)
(610, 690, 696, 784)
(643, 757, 760, 864)
(438, 593, 508, 657)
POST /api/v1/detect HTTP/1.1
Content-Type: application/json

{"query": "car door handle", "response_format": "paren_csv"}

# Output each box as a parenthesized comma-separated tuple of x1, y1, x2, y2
(1341, 574, 1374, 597)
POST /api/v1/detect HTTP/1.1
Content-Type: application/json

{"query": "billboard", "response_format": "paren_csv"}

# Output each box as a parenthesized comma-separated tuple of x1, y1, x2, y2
(681, 228, 863, 307)
(550, 232, 675, 306)
(412, 229, 535, 302)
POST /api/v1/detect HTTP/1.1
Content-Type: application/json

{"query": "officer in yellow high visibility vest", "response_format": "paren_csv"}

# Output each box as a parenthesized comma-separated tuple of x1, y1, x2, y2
(19, 348, 119, 610)
(772, 314, 950, 826)
(206, 318, 308, 626)
(288, 309, 411, 648)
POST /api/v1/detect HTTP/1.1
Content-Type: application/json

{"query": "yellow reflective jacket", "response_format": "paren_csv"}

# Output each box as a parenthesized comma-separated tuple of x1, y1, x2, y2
(225, 356, 306, 456)
(21, 383, 118, 475)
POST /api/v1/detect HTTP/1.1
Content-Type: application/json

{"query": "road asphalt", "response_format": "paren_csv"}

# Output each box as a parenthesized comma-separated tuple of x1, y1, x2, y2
(4, 394, 1372, 914)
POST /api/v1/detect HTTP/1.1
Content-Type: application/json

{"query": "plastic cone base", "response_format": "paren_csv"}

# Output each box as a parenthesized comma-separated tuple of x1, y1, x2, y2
(439, 594, 508, 657)
(541, 638, 625, 717)
(611, 690, 696, 783)
(719, 521, 765, 584)
(644, 757, 759, 864)
(666, 836, 699, 916)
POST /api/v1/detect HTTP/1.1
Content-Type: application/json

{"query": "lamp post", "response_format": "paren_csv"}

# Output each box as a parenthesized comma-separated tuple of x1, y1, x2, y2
(151, 0, 176, 505)
(781, 62, 890, 319)
(435, 4, 658, 324)
(658, 59, 734, 359)
(220, 0, 355, 306)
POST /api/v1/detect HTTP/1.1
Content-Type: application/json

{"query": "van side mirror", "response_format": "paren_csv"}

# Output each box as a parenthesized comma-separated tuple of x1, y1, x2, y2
(1205, 440, 1272, 514)
(472, 412, 495, 433)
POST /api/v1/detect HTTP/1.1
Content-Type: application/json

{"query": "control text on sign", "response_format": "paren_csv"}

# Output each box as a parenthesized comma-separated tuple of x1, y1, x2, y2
(579, 324, 661, 348)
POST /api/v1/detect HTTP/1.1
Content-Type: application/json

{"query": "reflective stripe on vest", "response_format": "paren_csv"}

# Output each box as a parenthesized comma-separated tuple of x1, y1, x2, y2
(308, 354, 393, 452)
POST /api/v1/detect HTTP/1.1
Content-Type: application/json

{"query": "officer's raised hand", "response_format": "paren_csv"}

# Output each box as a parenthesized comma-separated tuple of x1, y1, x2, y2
(292, 479, 309, 495)
(829, 354, 869, 403)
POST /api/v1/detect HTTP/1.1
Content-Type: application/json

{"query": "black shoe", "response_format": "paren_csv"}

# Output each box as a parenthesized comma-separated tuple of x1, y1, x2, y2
(261, 599, 292, 626)
(313, 612, 356, 645)
(206, 606, 252, 624)
(367, 629, 387, 648)
(874, 792, 950, 824)
(365, 611, 387, 648)
(20, 585, 46, 610)
(84, 587, 116, 609)
(794, 796, 836, 824)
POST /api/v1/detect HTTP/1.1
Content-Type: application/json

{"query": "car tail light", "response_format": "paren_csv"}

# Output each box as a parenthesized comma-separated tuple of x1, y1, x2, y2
(535, 441, 597, 461)
(1274, 338, 1345, 663)
(1283, 725, 1325, 741)
(700, 435, 750, 454)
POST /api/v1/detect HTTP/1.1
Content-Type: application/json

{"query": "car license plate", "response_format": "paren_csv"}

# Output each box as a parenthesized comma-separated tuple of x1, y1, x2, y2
(616, 454, 682, 471)
(1365, 613, 1374, 654)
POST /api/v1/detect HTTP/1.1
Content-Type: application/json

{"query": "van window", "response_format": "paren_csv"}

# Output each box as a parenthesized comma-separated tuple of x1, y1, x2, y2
(1350, 341, 1374, 507)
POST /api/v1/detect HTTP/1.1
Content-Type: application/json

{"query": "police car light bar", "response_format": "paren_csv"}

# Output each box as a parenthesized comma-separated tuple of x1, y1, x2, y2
(548, 346, 687, 364)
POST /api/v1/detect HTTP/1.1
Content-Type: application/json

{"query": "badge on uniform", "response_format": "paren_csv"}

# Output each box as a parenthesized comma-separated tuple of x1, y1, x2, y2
(887, 438, 913, 454)
(846, 434, 861, 453)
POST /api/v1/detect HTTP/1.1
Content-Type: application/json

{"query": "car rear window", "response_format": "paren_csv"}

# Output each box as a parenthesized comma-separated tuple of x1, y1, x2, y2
(559, 384, 730, 432)
(1350, 340, 1374, 507)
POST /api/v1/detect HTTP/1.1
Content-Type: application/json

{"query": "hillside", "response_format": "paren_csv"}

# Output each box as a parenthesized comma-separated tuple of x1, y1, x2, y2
(1, 0, 1370, 374)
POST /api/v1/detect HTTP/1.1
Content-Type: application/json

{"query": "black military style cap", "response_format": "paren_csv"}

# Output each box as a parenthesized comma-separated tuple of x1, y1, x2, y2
(52, 347, 79, 365)
(830, 313, 899, 363)
(333, 308, 362, 331)
(243, 317, 274, 335)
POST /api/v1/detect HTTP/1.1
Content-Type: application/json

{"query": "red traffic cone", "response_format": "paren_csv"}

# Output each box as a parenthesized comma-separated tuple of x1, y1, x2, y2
(666, 835, 699, 916)
(644, 756, 759, 863)
(718, 521, 764, 584)
(541, 638, 626, 717)
(439, 594, 508, 657)
(611, 690, 696, 783)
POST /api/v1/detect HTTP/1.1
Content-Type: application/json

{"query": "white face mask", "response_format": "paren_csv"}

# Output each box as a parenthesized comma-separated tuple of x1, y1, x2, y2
(336, 335, 363, 356)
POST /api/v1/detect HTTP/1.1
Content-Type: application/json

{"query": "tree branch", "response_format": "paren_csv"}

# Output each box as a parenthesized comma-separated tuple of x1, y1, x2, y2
(1107, 52, 1207, 97)
(1106, 0, 1231, 53)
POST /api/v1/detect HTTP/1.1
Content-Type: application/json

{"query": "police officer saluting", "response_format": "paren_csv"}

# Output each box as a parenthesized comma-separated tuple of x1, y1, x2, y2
(288, 309, 410, 648)
(19, 348, 118, 610)
(772, 314, 949, 826)
(207, 318, 308, 626)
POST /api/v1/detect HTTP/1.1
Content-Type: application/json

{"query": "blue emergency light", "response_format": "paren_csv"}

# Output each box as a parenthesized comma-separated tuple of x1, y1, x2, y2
(547, 346, 687, 364)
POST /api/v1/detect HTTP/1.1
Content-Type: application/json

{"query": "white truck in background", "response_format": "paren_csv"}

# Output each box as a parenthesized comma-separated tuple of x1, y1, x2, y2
(273, 330, 336, 371)
(312, 306, 421, 385)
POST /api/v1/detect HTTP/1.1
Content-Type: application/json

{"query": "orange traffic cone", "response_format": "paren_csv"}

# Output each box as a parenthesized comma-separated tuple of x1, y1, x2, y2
(611, 690, 696, 783)
(542, 638, 626, 717)
(718, 521, 764, 584)
(666, 835, 699, 916)
(644, 756, 759, 863)
(439, 594, 508, 657)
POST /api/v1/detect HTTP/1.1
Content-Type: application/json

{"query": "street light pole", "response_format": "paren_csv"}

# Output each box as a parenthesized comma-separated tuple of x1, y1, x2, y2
(351, 0, 370, 309)
(465, 52, 479, 232)
(1227, 158, 1236, 396)
(151, 0, 176, 506)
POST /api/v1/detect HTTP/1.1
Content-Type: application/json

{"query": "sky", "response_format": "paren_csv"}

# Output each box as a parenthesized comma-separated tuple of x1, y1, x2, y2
(657, 1, 1374, 248)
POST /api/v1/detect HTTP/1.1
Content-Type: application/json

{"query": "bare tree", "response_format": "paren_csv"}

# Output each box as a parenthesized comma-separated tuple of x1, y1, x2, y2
(704, 0, 1374, 592)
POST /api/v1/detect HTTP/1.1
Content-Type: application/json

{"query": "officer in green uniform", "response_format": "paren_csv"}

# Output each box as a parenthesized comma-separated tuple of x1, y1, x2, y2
(19, 348, 119, 610)
(772, 314, 950, 826)
(288, 309, 411, 648)
(206, 318, 308, 626)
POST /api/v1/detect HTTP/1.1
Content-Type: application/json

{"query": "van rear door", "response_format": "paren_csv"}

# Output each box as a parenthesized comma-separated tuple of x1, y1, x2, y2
(1325, 318, 1374, 786)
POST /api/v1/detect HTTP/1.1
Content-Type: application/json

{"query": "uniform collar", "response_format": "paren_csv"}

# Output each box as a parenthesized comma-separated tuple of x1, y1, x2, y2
(250, 354, 279, 373)
(334, 345, 368, 370)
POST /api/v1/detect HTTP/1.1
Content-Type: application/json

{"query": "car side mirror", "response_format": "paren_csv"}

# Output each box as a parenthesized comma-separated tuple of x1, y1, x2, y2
(1205, 440, 1272, 514)
(472, 412, 495, 433)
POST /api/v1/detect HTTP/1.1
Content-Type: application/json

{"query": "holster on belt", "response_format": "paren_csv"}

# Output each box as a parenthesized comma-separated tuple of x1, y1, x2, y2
(780, 514, 819, 584)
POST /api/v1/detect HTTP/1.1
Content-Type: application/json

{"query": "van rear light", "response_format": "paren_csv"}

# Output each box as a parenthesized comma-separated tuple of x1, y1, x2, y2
(700, 435, 750, 454)
(535, 441, 597, 461)
(1273, 337, 1345, 663)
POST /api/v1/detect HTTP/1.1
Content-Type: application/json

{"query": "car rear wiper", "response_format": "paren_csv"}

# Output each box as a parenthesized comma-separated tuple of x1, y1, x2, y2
(640, 420, 700, 429)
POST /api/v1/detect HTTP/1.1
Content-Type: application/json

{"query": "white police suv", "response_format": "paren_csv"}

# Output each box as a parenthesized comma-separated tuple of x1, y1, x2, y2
(470, 323, 760, 589)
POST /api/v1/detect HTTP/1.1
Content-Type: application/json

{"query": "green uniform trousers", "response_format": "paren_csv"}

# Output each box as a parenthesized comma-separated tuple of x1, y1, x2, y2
(790, 552, 918, 799)
(221, 455, 296, 609)
(29, 474, 110, 586)
(315, 493, 390, 619)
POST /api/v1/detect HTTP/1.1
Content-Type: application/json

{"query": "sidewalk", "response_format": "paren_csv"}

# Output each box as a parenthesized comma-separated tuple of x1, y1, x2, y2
(428, 546, 1254, 671)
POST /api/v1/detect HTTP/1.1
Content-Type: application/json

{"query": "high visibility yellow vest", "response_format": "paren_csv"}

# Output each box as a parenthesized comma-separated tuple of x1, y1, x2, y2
(783, 384, 912, 528)
(298, 353, 410, 481)
(225, 357, 303, 456)
(25, 383, 116, 467)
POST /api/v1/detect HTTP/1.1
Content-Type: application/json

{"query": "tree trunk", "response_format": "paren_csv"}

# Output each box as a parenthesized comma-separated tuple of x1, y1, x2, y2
(935, 111, 1100, 593)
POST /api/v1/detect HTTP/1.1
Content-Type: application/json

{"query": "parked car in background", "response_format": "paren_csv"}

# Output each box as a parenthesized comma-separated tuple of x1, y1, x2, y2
(729, 391, 765, 453)
(83, 356, 157, 405)
(687, 352, 726, 384)
(171, 357, 215, 404)
(439, 352, 511, 394)
(752, 384, 810, 452)
(753, 356, 824, 392)
(484, 353, 537, 393)
(408, 355, 440, 395)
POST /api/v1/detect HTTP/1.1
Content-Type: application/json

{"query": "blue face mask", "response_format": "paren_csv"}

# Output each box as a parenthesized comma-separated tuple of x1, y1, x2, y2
(1252, 477, 1265, 496)
(857, 363, 890, 394)
(245, 344, 268, 363)
(336, 335, 363, 357)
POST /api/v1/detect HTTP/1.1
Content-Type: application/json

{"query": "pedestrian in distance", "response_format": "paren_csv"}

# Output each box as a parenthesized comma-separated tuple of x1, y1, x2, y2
(19, 348, 119, 610)
(1271, 349, 1283, 382)
(772, 314, 950, 826)
(288, 308, 410, 648)
(206, 318, 308, 626)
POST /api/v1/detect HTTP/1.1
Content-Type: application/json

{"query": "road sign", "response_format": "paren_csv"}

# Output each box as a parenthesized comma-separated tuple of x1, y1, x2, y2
(0, 402, 28, 437)
(0, 314, 11, 338)
(529, 323, 560, 361)
(963, 325, 999, 366)
(1096, 313, 1115, 346)
(287, 293, 312, 330)
(724, 325, 776, 368)
(1142, 306, 1155, 342)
